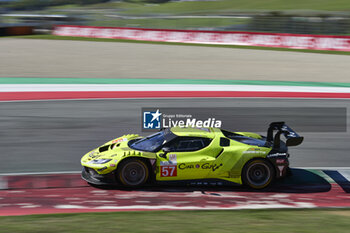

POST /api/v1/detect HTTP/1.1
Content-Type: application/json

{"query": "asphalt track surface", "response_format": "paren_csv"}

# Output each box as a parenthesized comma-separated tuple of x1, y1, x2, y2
(1, 98, 350, 174)
(1, 38, 350, 82)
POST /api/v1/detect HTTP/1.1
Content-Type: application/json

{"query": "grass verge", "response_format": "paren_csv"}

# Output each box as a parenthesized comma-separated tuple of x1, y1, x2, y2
(89, 18, 246, 29)
(49, 0, 350, 15)
(123, 0, 350, 15)
(0, 209, 350, 233)
(10, 35, 350, 56)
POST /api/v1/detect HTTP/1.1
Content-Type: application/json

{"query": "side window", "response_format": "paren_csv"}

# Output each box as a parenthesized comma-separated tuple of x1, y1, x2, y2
(178, 139, 203, 151)
(220, 137, 230, 147)
(166, 137, 211, 152)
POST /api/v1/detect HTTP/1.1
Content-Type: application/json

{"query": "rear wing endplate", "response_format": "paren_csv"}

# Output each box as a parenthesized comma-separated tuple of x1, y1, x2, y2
(266, 122, 303, 148)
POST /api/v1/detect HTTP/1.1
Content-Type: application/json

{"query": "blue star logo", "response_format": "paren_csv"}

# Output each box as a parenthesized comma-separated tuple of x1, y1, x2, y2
(143, 109, 162, 129)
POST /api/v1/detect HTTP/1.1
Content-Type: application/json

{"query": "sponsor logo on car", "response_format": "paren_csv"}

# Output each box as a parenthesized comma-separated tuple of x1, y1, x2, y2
(169, 153, 177, 164)
(202, 163, 223, 171)
(243, 148, 267, 155)
(267, 152, 288, 158)
(276, 159, 286, 164)
(160, 154, 177, 166)
(178, 163, 223, 171)
(112, 138, 128, 143)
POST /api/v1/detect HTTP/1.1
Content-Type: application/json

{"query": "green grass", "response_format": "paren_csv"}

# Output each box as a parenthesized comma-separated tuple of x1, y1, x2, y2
(29, 0, 350, 16)
(11, 0, 350, 33)
(52, 0, 350, 14)
(0, 209, 350, 233)
(90, 17, 246, 29)
(13, 35, 350, 56)
(121, 0, 350, 15)
(53, 0, 350, 15)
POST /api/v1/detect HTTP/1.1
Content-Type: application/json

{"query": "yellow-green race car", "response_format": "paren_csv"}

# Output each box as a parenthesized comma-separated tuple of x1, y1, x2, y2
(81, 122, 303, 189)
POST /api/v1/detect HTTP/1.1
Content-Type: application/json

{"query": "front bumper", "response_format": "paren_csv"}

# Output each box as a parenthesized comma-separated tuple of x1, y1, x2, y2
(81, 167, 118, 185)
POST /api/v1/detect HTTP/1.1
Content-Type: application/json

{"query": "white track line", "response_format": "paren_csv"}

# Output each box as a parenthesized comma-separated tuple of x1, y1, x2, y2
(55, 204, 315, 210)
(1, 84, 350, 93)
(294, 167, 350, 170)
(0, 171, 81, 176)
(1, 96, 350, 104)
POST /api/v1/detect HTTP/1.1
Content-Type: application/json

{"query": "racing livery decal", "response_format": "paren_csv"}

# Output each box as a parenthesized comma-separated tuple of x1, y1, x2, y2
(81, 122, 303, 189)
(160, 165, 177, 177)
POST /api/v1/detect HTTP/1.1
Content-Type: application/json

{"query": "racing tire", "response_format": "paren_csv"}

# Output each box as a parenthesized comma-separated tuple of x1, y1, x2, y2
(242, 159, 275, 189)
(117, 158, 149, 187)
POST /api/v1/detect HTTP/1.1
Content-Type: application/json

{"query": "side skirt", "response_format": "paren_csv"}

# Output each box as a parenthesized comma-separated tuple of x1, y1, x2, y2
(155, 178, 240, 187)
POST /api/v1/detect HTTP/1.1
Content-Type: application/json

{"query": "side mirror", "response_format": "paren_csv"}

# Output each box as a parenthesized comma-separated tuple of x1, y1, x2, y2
(163, 147, 171, 153)
(159, 147, 171, 158)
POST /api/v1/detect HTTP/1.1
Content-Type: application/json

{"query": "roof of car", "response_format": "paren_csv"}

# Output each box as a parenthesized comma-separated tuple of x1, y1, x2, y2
(170, 127, 217, 138)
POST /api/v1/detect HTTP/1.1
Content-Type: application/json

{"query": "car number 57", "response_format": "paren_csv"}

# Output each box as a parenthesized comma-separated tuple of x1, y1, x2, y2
(160, 165, 177, 177)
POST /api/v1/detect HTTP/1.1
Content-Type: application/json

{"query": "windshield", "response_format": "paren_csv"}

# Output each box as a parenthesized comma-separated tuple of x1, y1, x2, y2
(129, 131, 166, 152)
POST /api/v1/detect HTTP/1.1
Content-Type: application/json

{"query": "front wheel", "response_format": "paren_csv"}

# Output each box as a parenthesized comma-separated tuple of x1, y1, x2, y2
(242, 159, 275, 189)
(117, 158, 149, 187)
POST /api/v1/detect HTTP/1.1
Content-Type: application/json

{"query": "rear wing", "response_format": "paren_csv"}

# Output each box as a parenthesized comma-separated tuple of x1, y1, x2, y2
(266, 122, 303, 148)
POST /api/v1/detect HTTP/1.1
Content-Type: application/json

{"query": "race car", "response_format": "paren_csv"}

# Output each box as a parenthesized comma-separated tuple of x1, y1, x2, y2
(81, 122, 303, 189)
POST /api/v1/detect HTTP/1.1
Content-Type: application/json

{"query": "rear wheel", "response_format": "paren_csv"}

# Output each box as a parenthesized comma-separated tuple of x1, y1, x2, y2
(117, 158, 149, 187)
(242, 159, 275, 189)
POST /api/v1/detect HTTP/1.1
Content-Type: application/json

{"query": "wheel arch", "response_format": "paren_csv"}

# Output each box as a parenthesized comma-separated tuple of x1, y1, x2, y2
(117, 156, 154, 169)
(117, 156, 155, 179)
(116, 156, 155, 187)
(242, 157, 275, 173)
(241, 157, 276, 189)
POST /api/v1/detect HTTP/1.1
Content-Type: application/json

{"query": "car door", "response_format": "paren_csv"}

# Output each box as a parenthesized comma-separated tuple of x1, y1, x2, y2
(156, 136, 221, 181)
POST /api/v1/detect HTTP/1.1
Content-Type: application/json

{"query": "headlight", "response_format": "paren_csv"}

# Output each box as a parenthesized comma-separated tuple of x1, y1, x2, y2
(89, 159, 111, 164)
